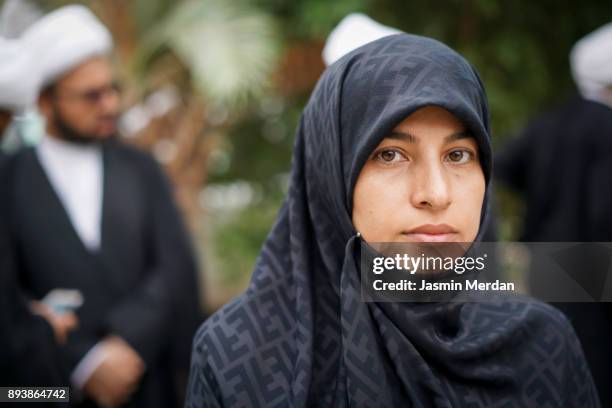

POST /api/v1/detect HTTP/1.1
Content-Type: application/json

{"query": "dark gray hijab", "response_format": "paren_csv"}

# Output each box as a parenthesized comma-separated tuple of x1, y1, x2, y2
(185, 34, 598, 407)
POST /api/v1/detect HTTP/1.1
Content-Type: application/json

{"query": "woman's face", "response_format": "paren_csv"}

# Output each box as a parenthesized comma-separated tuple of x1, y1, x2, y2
(352, 106, 485, 243)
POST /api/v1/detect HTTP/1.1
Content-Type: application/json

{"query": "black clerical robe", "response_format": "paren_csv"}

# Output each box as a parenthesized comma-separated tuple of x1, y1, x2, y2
(496, 96, 612, 242)
(2, 141, 202, 407)
(495, 95, 612, 406)
(0, 153, 63, 389)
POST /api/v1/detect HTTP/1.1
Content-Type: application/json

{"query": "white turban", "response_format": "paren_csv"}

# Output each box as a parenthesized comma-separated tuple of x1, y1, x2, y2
(570, 22, 612, 103)
(322, 13, 401, 66)
(0, 37, 39, 112)
(22, 4, 113, 88)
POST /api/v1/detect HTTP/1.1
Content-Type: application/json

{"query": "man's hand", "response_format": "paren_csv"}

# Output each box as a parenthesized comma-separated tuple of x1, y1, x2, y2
(29, 301, 78, 344)
(83, 336, 145, 408)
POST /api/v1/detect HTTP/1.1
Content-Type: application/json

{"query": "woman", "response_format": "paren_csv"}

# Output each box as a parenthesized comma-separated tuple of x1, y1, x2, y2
(186, 34, 599, 407)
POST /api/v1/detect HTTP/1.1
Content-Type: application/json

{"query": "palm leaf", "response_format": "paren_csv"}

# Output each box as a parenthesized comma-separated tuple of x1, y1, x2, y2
(140, 0, 279, 107)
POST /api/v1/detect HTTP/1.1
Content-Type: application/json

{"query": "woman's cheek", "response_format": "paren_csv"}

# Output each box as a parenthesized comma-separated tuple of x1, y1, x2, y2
(353, 169, 401, 241)
(463, 174, 486, 241)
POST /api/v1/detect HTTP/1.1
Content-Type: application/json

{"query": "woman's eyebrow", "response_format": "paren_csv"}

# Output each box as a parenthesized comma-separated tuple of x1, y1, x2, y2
(387, 130, 472, 144)
(388, 131, 418, 143)
(444, 131, 472, 143)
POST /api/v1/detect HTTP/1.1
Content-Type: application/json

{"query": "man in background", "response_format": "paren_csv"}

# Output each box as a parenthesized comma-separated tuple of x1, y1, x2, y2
(0, 36, 77, 387)
(495, 22, 612, 406)
(2, 5, 202, 407)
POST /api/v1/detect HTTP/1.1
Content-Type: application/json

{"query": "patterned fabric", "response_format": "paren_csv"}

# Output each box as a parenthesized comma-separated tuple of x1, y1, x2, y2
(185, 34, 599, 407)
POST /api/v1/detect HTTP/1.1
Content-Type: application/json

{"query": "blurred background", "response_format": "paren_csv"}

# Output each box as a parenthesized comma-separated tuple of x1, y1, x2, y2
(2, 0, 610, 311)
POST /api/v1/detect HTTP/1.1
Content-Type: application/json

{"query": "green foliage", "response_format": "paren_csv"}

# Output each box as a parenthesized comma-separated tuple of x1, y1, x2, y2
(253, 0, 371, 38)
(133, 0, 176, 37)
(211, 191, 285, 286)
(205, 96, 302, 288)
(210, 97, 303, 183)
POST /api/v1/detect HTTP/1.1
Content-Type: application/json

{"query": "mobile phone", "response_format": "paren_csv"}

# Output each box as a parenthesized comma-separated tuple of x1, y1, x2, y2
(42, 289, 84, 314)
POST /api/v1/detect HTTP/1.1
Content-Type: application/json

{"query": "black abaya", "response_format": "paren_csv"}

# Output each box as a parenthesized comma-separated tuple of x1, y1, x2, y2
(186, 34, 599, 407)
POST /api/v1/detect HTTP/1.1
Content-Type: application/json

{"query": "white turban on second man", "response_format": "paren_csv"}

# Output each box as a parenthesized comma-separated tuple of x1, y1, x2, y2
(21, 4, 113, 88)
(322, 13, 401, 66)
(0, 37, 39, 112)
(570, 22, 612, 105)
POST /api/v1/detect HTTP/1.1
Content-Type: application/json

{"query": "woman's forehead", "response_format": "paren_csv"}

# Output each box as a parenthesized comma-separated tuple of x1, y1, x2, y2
(387, 106, 470, 141)
(394, 106, 464, 127)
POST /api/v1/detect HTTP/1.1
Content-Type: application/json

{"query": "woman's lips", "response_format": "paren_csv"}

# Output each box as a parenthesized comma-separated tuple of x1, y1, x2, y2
(401, 224, 457, 242)
(401, 233, 456, 242)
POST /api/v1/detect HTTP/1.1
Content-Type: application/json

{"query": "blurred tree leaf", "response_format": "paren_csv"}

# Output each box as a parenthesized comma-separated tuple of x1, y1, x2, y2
(140, 0, 280, 107)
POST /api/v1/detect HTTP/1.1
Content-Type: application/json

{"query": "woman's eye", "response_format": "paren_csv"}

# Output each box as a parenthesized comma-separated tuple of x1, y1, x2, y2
(446, 149, 473, 164)
(376, 149, 404, 163)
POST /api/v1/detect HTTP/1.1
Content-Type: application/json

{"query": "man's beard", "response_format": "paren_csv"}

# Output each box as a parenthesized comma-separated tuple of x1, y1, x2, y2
(51, 105, 117, 145)
(0, 110, 12, 138)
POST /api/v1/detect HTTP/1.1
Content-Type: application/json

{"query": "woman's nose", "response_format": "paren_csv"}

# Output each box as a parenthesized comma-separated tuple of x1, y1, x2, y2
(410, 162, 452, 210)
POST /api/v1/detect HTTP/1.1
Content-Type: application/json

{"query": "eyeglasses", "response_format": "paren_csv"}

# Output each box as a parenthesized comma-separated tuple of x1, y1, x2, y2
(54, 82, 122, 105)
